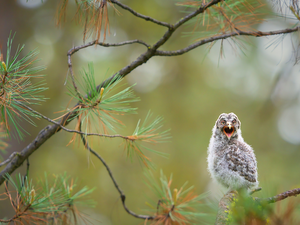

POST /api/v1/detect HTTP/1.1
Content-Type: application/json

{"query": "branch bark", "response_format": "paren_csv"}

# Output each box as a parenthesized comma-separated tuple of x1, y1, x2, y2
(215, 191, 238, 225)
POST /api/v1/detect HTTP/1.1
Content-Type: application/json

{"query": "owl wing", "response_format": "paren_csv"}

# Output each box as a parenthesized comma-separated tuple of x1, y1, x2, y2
(225, 141, 257, 183)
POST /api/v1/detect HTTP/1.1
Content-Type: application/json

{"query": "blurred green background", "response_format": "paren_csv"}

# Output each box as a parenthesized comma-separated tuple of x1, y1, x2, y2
(1, 0, 300, 224)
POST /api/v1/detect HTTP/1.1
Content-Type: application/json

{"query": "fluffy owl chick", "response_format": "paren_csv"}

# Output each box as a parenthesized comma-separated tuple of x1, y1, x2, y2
(207, 112, 258, 191)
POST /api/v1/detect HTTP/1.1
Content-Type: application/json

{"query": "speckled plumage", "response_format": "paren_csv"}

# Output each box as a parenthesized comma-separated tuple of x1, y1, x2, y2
(207, 113, 258, 191)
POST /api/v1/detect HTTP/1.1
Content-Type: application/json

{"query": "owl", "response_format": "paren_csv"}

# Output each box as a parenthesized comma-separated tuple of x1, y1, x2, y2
(207, 112, 258, 191)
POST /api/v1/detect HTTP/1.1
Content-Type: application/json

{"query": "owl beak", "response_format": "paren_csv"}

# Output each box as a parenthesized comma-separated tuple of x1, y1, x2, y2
(223, 122, 234, 139)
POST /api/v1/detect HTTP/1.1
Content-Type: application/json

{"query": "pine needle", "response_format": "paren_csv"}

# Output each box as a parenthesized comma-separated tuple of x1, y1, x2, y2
(2, 173, 96, 224)
(124, 111, 170, 168)
(144, 170, 208, 225)
(0, 32, 47, 140)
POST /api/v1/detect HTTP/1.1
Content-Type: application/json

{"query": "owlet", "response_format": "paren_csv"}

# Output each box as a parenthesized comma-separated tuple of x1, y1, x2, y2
(207, 113, 258, 191)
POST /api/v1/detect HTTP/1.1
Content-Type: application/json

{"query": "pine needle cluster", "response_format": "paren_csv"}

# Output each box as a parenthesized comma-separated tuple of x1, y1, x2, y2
(56, 0, 120, 43)
(178, 0, 267, 36)
(177, 0, 270, 57)
(0, 122, 8, 160)
(125, 112, 170, 168)
(145, 171, 207, 225)
(64, 63, 170, 167)
(66, 64, 139, 137)
(0, 33, 47, 140)
(0, 173, 95, 224)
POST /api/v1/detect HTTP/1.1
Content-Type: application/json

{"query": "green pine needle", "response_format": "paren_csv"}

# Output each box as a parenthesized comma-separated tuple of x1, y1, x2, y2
(0, 32, 47, 140)
(67, 63, 139, 135)
(0, 123, 8, 161)
(144, 170, 208, 224)
(178, 0, 269, 44)
(124, 111, 170, 168)
(4, 172, 96, 222)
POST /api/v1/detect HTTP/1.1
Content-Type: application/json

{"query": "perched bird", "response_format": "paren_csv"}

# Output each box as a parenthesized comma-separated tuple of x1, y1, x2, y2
(207, 112, 258, 191)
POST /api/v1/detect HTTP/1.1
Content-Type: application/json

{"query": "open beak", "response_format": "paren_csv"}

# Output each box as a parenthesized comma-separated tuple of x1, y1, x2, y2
(223, 122, 234, 139)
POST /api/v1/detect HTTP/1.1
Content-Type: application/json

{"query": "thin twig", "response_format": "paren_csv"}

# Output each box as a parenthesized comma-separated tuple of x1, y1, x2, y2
(19, 103, 131, 140)
(67, 52, 82, 101)
(78, 120, 154, 220)
(260, 188, 300, 204)
(155, 26, 300, 56)
(0, 152, 19, 167)
(68, 39, 150, 56)
(110, 0, 171, 28)
(250, 187, 262, 195)
(66, 39, 150, 99)
(25, 158, 29, 180)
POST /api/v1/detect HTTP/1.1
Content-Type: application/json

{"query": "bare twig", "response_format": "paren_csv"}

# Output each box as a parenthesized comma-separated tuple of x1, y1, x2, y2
(68, 39, 150, 56)
(66, 39, 150, 99)
(260, 188, 300, 204)
(19, 103, 132, 140)
(78, 121, 154, 220)
(0, 152, 19, 167)
(67, 51, 82, 101)
(250, 187, 262, 195)
(110, 0, 171, 28)
(155, 26, 300, 56)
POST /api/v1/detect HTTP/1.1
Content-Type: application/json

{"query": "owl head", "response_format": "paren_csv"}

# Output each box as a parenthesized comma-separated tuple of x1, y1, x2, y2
(215, 112, 241, 140)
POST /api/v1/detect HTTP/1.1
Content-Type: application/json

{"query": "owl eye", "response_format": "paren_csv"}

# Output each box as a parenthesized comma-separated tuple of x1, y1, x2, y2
(220, 120, 226, 125)
(232, 119, 236, 124)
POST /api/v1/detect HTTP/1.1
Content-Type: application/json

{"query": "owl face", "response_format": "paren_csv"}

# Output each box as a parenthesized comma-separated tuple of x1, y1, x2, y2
(216, 113, 241, 139)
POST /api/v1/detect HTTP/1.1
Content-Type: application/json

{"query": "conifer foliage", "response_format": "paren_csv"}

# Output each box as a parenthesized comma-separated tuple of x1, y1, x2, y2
(0, 0, 300, 224)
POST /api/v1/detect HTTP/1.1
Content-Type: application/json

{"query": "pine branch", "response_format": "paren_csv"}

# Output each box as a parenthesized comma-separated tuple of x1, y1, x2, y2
(68, 39, 150, 56)
(145, 170, 207, 224)
(0, 0, 299, 191)
(215, 191, 238, 225)
(67, 50, 82, 101)
(0, 33, 47, 139)
(110, 0, 172, 28)
(0, 152, 19, 167)
(155, 26, 300, 56)
(18, 102, 134, 140)
(260, 188, 300, 204)
(78, 121, 154, 220)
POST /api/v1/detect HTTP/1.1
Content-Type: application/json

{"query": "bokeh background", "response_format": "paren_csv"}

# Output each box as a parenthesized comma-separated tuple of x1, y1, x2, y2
(1, 0, 300, 224)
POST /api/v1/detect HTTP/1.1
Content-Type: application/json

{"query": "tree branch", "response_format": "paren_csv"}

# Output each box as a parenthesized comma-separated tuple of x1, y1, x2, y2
(260, 188, 300, 204)
(0, 152, 19, 167)
(215, 191, 237, 225)
(155, 26, 300, 56)
(0, 0, 298, 190)
(110, 0, 171, 28)
(78, 121, 154, 220)
(19, 103, 133, 140)
(68, 39, 150, 56)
